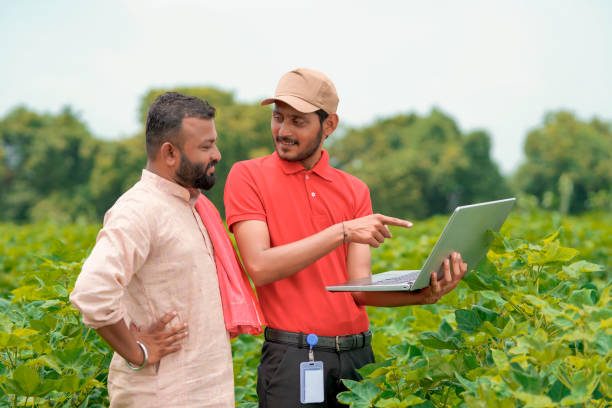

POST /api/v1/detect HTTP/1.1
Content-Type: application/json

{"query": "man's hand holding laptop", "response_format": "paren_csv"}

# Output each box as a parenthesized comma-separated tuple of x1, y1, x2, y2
(418, 251, 467, 304)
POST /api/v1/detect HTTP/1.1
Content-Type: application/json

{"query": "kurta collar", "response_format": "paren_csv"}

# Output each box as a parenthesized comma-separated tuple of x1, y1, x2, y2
(273, 149, 336, 182)
(141, 169, 200, 203)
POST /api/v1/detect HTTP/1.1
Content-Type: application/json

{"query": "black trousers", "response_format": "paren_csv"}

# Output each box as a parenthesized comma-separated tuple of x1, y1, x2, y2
(256, 340, 375, 407)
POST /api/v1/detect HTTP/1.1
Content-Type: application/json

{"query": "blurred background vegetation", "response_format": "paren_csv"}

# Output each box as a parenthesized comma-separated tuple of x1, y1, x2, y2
(1, 86, 611, 223)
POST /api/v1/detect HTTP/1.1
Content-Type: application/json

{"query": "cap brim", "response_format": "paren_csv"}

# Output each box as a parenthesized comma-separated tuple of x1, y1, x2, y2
(260, 95, 319, 113)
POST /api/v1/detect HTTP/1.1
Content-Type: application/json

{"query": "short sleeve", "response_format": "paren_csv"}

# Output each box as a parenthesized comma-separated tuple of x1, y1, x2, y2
(353, 179, 373, 218)
(69, 200, 152, 329)
(224, 162, 267, 232)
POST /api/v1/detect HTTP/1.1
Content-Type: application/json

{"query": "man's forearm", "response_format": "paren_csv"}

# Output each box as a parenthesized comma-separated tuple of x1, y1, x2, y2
(244, 223, 345, 286)
(96, 320, 144, 366)
(351, 290, 431, 307)
(236, 214, 412, 286)
(351, 255, 466, 307)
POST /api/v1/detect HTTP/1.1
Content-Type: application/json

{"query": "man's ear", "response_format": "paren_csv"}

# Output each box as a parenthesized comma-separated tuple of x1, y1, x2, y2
(160, 142, 180, 166)
(323, 113, 339, 138)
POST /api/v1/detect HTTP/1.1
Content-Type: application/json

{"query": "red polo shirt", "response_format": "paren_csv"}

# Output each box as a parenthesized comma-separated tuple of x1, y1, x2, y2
(224, 150, 371, 336)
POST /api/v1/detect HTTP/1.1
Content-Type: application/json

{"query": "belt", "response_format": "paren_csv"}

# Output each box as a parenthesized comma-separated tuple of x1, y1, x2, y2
(264, 327, 372, 352)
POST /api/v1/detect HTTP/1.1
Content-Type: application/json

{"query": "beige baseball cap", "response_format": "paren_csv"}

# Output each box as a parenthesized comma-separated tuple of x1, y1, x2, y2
(261, 68, 339, 114)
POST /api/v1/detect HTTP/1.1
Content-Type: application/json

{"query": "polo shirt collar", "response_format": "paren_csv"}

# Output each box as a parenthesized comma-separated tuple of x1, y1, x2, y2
(274, 149, 336, 182)
(141, 169, 200, 203)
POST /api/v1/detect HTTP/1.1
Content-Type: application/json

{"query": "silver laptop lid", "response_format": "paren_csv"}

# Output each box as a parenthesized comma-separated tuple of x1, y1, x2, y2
(410, 197, 515, 290)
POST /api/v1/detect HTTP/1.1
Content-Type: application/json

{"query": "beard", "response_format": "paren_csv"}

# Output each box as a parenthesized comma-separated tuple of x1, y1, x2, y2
(275, 125, 323, 162)
(175, 149, 217, 191)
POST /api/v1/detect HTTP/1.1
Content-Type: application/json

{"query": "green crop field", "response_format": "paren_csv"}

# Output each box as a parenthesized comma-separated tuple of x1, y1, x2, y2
(1, 209, 610, 407)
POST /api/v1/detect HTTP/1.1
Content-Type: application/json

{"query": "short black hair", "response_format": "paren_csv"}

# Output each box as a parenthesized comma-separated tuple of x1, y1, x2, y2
(145, 92, 216, 158)
(315, 109, 329, 125)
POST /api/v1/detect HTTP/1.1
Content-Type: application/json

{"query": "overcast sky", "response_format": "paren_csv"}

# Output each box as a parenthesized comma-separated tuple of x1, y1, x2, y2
(1, 0, 611, 174)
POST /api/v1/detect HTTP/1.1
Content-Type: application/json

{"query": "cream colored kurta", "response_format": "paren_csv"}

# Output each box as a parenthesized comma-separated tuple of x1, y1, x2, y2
(70, 169, 234, 407)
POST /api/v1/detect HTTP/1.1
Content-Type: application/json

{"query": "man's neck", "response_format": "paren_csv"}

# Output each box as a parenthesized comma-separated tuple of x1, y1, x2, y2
(299, 149, 323, 171)
(146, 161, 175, 183)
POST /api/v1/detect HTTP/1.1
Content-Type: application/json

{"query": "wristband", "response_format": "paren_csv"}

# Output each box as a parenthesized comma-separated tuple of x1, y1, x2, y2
(342, 222, 347, 244)
(126, 341, 148, 371)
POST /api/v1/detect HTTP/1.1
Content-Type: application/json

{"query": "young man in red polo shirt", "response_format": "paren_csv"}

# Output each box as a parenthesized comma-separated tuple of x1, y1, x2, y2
(224, 68, 467, 407)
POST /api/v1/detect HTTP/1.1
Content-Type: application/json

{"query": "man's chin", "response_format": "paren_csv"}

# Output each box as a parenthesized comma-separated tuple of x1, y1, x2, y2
(195, 176, 216, 191)
(276, 147, 300, 162)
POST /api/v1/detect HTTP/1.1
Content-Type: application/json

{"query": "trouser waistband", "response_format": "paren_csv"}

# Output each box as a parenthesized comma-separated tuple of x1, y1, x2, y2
(264, 327, 372, 352)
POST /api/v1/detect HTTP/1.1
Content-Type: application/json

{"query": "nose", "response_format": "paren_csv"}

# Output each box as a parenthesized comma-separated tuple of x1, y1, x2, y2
(214, 145, 221, 163)
(277, 121, 291, 137)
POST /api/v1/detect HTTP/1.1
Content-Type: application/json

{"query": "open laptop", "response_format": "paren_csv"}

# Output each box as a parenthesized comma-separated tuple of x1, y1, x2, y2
(326, 198, 516, 292)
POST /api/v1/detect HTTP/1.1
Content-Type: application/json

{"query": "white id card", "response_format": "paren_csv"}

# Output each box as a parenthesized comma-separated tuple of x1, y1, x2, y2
(300, 361, 324, 403)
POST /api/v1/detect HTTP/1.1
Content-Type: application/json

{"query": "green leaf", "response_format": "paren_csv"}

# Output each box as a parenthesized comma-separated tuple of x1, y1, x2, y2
(560, 370, 599, 405)
(377, 395, 425, 407)
(388, 343, 423, 360)
(411, 307, 442, 331)
(542, 228, 561, 244)
(357, 359, 393, 378)
(39, 299, 63, 310)
(513, 391, 554, 407)
(547, 379, 570, 403)
(0, 331, 18, 348)
(26, 355, 62, 373)
(527, 241, 578, 265)
(510, 366, 543, 394)
(462, 272, 491, 291)
(1, 378, 24, 395)
(420, 323, 463, 350)
(567, 289, 595, 307)
(480, 321, 501, 336)
(455, 309, 482, 333)
(562, 260, 604, 279)
(0, 312, 14, 332)
(473, 305, 502, 324)
(491, 349, 509, 371)
(454, 373, 478, 393)
(29, 315, 59, 332)
(12, 328, 38, 337)
(12, 365, 41, 395)
(401, 362, 428, 382)
(10, 285, 39, 302)
(52, 345, 93, 376)
(54, 375, 86, 392)
(478, 290, 507, 308)
(439, 321, 454, 337)
(462, 352, 480, 371)
(337, 379, 381, 407)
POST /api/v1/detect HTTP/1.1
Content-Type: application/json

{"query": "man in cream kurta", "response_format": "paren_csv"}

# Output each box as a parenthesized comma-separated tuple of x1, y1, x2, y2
(70, 92, 234, 407)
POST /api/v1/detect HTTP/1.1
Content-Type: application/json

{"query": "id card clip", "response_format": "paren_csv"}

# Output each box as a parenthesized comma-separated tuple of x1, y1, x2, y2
(300, 333, 324, 404)
(307, 333, 317, 361)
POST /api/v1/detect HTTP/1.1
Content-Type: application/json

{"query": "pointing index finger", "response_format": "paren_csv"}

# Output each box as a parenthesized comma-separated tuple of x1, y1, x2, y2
(380, 215, 413, 228)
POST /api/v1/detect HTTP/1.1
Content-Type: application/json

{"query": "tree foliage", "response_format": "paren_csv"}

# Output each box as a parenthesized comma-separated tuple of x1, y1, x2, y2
(0, 88, 272, 222)
(2, 95, 610, 223)
(0, 107, 99, 222)
(514, 111, 612, 214)
(329, 109, 510, 219)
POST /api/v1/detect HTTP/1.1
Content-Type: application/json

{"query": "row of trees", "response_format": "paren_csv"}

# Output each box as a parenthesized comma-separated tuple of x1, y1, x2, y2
(1, 87, 610, 223)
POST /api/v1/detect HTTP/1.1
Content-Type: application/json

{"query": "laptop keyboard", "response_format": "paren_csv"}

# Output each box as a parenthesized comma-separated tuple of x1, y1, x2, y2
(373, 271, 419, 286)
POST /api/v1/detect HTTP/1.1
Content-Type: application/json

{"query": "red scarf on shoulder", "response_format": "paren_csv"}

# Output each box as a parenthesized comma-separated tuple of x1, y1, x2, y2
(195, 194, 265, 337)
